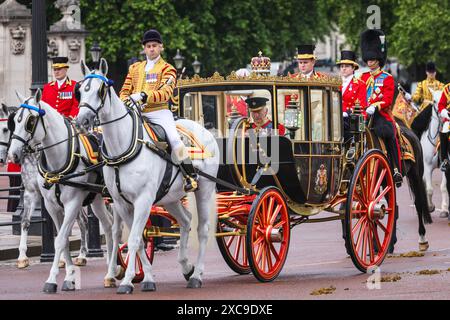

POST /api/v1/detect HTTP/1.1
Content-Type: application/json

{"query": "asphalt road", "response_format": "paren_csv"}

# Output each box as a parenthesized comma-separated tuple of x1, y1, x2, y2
(1, 171, 450, 301)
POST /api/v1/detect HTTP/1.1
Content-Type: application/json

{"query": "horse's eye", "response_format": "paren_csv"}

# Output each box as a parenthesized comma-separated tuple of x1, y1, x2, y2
(2, 128, 8, 133)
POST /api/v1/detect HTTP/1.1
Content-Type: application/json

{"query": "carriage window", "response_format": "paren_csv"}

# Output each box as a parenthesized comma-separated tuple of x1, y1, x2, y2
(224, 89, 272, 128)
(183, 93, 195, 121)
(201, 95, 218, 130)
(277, 89, 305, 140)
(332, 90, 342, 141)
(310, 89, 328, 141)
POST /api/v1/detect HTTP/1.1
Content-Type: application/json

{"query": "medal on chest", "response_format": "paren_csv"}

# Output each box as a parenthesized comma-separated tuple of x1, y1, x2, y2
(146, 73, 158, 83)
(59, 91, 73, 100)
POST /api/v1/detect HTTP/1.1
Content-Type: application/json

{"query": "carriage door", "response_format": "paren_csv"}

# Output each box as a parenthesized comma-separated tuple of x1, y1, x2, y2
(308, 88, 336, 204)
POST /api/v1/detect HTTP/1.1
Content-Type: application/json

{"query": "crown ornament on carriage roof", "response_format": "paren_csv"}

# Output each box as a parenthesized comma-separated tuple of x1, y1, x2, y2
(251, 51, 271, 75)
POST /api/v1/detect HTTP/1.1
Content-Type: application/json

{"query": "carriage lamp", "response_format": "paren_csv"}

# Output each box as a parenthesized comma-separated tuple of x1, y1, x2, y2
(349, 99, 365, 133)
(173, 49, 185, 70)
(90, 41, 102, 67)
(284, 98, 301, 139)
(192, 56, 202, 75)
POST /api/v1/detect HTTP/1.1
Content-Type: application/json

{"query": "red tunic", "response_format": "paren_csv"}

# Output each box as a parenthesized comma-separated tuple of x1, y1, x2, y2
(341, 76, 367, 117)
(361, 69, 401, 170)
(360, 69, 395, 123)
(42, 78, 79, 118)
(438, 83, 450, 114)
(252, 120, 286, 136)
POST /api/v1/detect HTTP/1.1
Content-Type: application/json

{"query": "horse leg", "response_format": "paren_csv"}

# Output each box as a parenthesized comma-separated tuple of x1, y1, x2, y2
(104, 205, 123, 288)
(90, 195, 115, 287)
(440, 173, 449, 217)
(17, 190, 36, 269)
(164, 201, 193, 280)
(117, 195, 155, 294)
(188, 183, 216, 288)
(74, 208, 88, 266)
(423, 163, 435, 213)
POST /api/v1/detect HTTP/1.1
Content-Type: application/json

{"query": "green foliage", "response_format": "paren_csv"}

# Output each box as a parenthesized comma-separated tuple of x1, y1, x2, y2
(79, 0, 336, 76)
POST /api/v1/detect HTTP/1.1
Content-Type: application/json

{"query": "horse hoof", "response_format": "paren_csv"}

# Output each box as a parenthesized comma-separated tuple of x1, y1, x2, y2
(17, 258, 30, 269)
(141, 282, 156, 292)
(61, 280, 76, 291)
(419, 242, 430, 251)
(117, 285, 133, 294)
(183, 266, 195, 281)
(439, 211, 449, 218)
(104, 278, 116, 288)
(187, 278, 202, 289)
(58, 261, 66, 269)
(43, 282, 57, 294)
(115, 266, 125, 280)
(74, 258, 87, 266)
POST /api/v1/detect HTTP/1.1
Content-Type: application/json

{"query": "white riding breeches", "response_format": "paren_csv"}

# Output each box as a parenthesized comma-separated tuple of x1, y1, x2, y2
(142, 109, 185, 158)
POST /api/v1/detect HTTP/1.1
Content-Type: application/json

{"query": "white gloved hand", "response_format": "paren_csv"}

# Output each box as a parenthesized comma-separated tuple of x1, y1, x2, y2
(440, 109, 449, 120)
(404, 93, 412, 101)
(366, 105, 376, 115)
(130, 92, 144, 103)
(343, 112, 349, 118)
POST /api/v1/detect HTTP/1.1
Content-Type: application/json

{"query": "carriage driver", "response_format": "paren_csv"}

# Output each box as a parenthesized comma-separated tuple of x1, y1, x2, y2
(119, 29, 198, 192)
(437, 83, 450, 172)
(245, 97, 286, 136)
(360, 29, 403, 187)
(289, 44, 326, 80)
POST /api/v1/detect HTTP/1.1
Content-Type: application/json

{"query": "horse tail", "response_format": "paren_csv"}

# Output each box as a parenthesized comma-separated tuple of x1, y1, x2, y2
(400, 123, 433, 224)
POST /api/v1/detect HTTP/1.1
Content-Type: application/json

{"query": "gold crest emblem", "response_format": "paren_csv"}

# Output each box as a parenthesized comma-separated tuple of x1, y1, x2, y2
(314, 164, 328, 194)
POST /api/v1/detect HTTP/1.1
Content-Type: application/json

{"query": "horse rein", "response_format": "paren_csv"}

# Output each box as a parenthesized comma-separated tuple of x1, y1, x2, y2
(427, 101, 440, 147)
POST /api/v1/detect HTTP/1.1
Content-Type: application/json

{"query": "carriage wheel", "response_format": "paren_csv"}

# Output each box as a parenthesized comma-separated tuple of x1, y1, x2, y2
(116, 235, 154, 283)
(246, 187, 290, 282)
(216, 216, 251, 274)
(345, 149, 396, 273)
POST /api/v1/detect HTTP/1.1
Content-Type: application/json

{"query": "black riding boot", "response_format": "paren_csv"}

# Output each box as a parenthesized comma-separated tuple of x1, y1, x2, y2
(384, 137, 403, 188)
(179, 158, 199, 193)
(440, 132, 450, 172)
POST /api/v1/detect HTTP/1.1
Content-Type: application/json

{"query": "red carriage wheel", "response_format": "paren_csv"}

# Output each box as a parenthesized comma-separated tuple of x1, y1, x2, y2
(246, 187, 290, 282)
(216, 216, 251, 274)
(345, 149, 396, 273)
(116, 219, 155, 283)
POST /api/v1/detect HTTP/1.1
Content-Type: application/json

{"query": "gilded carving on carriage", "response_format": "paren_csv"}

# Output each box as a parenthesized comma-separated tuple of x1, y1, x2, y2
(314, 164, 328, 195)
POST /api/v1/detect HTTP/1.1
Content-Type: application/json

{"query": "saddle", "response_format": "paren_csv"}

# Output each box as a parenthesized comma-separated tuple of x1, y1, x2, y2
(142, 118, 213, 160)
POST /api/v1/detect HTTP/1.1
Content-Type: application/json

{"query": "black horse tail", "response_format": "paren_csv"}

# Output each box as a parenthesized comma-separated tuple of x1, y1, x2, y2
(399, 122, 433, 224)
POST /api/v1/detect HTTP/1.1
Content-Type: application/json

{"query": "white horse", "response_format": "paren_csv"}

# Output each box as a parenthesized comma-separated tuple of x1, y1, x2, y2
(7, 91, 113, 293)
(414, 89, 449, 217)
(76, 59, 219, 293)
(0, 103, 90, 269)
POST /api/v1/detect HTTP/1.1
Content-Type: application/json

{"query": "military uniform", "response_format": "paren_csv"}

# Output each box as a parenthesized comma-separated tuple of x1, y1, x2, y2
(412, 61, 444, 111)
(360, 29, 402, 186)
(42, 57, 79, 118)
(246, 97, 286, 136)
(438, 83, 450, 170)
(120, 29, 198, 192)
(289, 44, 327, 80)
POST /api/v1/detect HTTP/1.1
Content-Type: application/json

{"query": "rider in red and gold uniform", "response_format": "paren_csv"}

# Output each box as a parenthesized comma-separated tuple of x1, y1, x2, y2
(42, 57, 79, 118)
(245, 97, 286, 136)
(360, 29, 403, 187)
(337, 50, 367, 143)
(289, 45, 327, 80)
(438, 83, 450, 171)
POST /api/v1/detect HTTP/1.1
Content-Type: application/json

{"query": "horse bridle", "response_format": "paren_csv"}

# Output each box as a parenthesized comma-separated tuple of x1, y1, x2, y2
(9, 102, 47, 148)
(77, 74, 130, 127)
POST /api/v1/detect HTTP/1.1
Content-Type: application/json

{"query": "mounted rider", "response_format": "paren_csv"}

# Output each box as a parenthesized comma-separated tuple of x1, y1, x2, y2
(119, 29, 198, 192)
(438, 82, 450, 172)
(407, 61, 444, 111)
(42, 57, 79, 118)
(289, 44, 327, 80)
(336, 50, 367, 143)
(360, 29, 403, 187)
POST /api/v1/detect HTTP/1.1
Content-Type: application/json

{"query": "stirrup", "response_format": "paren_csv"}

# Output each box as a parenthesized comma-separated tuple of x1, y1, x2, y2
(393, 169, 403, 188)
(440, 159, 450, 172)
